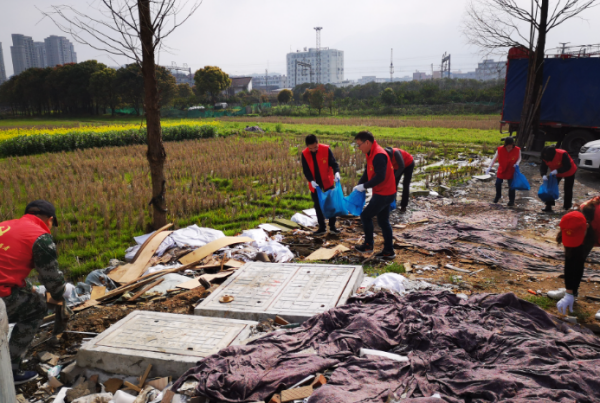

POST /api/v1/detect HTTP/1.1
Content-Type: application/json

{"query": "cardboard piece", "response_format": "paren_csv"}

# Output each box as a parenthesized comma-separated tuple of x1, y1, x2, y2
(179, 237, 254, 265)
(90, 286, 106, 300)
(161, 390, 175, 403)
(281, 386, 313, 402)
(224, 259, 245, 268)
(109, 231, 173, 283)
(304, 245, 350, 261)
(145, 377, 169, 390)
(176, 271, 234, 290)
(103, 379, 123, 394)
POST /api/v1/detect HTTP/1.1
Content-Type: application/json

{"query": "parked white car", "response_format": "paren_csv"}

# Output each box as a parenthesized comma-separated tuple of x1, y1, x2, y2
(579, 140, 600, 171)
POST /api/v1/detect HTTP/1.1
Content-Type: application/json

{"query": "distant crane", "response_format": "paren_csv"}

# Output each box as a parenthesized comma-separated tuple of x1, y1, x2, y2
(314, 27, 322, 84)
(390, 49, 394, 83)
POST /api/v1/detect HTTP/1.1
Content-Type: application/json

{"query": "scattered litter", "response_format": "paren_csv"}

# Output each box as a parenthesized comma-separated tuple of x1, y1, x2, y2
(304, 245, 349, 261)
(219, 295, 234, 303)
(291, 213, 318, 227)
(359, 348, 409, 362)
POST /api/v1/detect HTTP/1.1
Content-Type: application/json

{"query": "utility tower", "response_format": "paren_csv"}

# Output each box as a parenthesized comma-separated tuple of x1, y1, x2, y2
(314, 27, 322, 84)
(559, 42, 570, 54)
(390, 49, 394, 83)
(441, 52, 451, 78)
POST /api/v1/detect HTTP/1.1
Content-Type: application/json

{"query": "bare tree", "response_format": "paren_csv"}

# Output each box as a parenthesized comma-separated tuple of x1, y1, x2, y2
(463, 0, 597, 149)
(43, 0, 201, 229)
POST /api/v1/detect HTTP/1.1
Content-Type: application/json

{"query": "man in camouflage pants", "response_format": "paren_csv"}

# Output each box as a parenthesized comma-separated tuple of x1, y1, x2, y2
(0, 200, 66, 385)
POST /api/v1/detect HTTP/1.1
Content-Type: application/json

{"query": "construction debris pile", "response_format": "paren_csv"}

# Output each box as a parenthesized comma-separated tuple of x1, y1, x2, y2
(171, 291, 600, 402)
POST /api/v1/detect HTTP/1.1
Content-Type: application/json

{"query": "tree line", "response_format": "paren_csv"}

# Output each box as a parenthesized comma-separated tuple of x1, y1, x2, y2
(0, 61, 197, 116)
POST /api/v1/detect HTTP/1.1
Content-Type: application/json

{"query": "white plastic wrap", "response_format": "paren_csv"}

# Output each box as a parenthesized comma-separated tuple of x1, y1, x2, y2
(291, 213, 318, 227)
(362, 273, 407, 294)
(258, 241, 294, 263)
(240, 228, 269, 245)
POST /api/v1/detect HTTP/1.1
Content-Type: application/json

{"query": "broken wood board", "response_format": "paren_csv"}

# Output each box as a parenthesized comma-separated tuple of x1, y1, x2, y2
(179, 237, 254, 265)
(145, 377, 169, 390)
(281, 386, 313, 402)
(176, 271, 234, 290)
(224, 259, 245, 268)
(131, 223, 173, 263)
(129, 278, 164, 302)
(103, 379, 123, 394)
(273, 218, 300, 229)
(304, 245, 350, 261)
(90, 286, 106, 300)
(109, 230, 173, 284)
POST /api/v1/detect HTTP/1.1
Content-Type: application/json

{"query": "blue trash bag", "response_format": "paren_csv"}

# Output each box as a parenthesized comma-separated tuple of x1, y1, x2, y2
(390, 200, 397, 211)
(343, 189, 367, 216)
(316, 183, 348, 218)
(538, 175, 560, 202)
(510, 166, 530, 191)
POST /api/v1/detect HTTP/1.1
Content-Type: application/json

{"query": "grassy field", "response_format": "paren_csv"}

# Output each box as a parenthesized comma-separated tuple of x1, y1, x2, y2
(0, 115, 495, 279)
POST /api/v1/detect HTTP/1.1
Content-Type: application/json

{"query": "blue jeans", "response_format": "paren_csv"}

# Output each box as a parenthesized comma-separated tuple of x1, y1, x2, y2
(495, 178, 515, 203)
(360, 193, 395, 252)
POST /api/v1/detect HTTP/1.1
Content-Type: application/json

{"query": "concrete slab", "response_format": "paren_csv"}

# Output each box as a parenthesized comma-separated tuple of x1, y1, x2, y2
(77, 311, 257, 378)
(195, 262, 363, 323)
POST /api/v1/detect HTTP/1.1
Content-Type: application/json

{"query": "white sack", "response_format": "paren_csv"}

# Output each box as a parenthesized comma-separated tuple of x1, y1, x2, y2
(291, 213, 318, 227)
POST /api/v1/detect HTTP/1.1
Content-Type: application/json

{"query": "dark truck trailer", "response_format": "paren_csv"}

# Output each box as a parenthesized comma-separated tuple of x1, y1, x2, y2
(502, 48, 600, 157)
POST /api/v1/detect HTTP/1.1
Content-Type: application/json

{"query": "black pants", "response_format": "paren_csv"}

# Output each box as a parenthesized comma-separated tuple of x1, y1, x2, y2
(396, 162, 415, 209)
(360, 193, 395, 252)
(311, 190, 337, 230)
(495, 178, 515, 203)
(564, 228, 595, 296)
(546, 174, 575, 209)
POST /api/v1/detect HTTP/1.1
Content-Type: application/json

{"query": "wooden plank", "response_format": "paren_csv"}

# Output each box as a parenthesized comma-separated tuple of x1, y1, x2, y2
(179, 237, 254, 265)
(273, 218, 300, 229)
(224, 259, 245, 268)
(128, 278, 164, 302)
(304, 245, 349, 261)
(103, 379, 123, 394)
(176, 271, 234, 289)
(123, 381, 141, 392)
(281, 386, 313, 402)
(131, 223, 173, 263)
(110, 231, 173, 284)
(138, 364, 152, 388)
(90, 286, 106, 300)
(175, 277, 202, 290)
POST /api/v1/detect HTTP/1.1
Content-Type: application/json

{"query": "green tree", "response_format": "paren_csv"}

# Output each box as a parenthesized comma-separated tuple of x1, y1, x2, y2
(325, 91, 335, 115)
(277, 89, 293, 104)
(309, 85, 326, 115)
(89, 67, 119, 115)
(115, 64, 177, 114)
(194, 66, 231, 104)
(381, 87, 396, 106)
(173, 83, 195, 110)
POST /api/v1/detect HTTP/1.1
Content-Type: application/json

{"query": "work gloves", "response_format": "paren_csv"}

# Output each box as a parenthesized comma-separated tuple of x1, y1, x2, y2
(485, 167, 491, 175)
(514, 163, 519, 168)
(550, 169, 558, 176)
(335, 172, 341, 182)
(311, 181, 318, 189)
(354, 184, 366, 193)
(543, 175, 548, 181)
(557, 293, 574, 315)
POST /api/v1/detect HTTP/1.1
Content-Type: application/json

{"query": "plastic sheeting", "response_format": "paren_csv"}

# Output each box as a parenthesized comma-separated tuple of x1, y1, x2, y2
(240, 229, 270, 244)
(257, 241, 294, 263)
(362, 273, 407, 294)
(290, 213, 318, 228)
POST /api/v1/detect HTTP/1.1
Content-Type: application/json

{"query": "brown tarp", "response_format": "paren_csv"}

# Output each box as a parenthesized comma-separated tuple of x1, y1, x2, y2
(172, 292, 600, 402)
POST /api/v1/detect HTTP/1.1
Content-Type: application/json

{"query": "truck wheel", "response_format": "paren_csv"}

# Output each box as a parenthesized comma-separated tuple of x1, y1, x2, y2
(561, 130, 595, 156)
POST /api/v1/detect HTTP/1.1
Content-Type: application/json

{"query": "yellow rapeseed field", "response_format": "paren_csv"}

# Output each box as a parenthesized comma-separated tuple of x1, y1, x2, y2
(0, 120, 222, 142)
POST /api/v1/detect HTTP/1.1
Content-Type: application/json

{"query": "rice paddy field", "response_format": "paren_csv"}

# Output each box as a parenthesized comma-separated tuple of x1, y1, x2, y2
(0, 115, 500, 279)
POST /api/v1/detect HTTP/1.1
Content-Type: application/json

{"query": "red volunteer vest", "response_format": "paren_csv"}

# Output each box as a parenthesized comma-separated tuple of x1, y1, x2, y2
(390, 148, 414, 170)
(367, 141, 397, 196)
(579, 198, 600, 247)
(0, 215, 50, 297)
(497, 145, 521, 180)
(302, 144, 334, 193)
(545, 149, 577, 178)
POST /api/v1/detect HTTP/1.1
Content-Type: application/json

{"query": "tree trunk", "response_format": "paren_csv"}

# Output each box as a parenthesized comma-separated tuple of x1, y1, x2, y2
(139, 0, 167, 229)
(516, 0, 549, 150)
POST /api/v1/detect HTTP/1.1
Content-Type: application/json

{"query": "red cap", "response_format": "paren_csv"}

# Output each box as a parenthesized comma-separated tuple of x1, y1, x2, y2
(560, 211, 587, 247)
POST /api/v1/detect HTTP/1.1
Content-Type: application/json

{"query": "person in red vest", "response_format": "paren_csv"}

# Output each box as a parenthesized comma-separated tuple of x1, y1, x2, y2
(384, 147, 415, 213)
(540, 146, 577, 212)
(485, 137, 521, 206)
(551, 197, 600, 321)
(301, 135, 341, 235)
(353, 131, 397, 260)
(0, 200, 66, 385)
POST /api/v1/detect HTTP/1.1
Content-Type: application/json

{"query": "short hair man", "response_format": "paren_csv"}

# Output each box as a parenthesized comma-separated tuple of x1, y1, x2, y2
(384, 146, 415, 213)
(540, 146, 577, 212)
(301, 135, 341, 235)
(353, 131, 397, 259)
(0, 200, 66, 385)
(551, 197, 600, 321)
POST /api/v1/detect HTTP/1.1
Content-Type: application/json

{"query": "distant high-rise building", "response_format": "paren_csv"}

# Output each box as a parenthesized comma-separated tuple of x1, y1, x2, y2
(286, 47, 344, 87)
(475, 59, 506, 81)
(34, 42, 47, 68)
(0, 43, 7, 84)
(11, 34, 37, 75)
(44, 35, 77, 68)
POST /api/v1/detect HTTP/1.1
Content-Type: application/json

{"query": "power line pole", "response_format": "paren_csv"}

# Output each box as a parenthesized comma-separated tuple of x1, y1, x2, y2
(265, 68, 268, 91)
(314, 27, 322, 84)
(390, 48, 394, 83)
(441, 52, 451, 78)
(559, 42, 570, 54)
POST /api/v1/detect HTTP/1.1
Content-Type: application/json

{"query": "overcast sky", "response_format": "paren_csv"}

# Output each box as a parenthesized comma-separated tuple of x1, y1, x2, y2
(1, 0, 599, 79)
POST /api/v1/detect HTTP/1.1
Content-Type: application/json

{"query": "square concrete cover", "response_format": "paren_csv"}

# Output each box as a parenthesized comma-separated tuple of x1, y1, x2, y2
(195, 262, 363, 323)
(77, 311, 257, 378)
